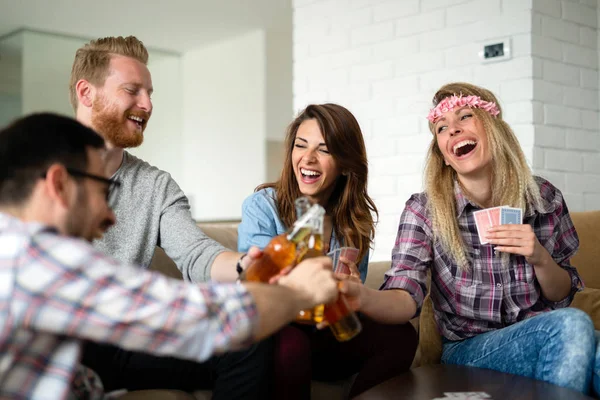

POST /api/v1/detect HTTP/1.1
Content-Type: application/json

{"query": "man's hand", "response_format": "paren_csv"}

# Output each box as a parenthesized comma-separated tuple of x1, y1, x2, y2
(239, 246, 263, 270)
(278, 256, 338, 309)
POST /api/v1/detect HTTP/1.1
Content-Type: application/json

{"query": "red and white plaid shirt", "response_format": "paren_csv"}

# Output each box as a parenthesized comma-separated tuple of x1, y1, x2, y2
(382, 177, 583, 341)
(0, 213, 257, 399)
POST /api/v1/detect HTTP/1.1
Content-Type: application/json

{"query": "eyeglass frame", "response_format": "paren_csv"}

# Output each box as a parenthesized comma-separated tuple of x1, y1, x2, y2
(41, 167, 121, 203)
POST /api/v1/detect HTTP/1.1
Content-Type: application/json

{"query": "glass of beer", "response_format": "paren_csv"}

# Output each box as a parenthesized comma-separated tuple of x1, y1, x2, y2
(323, 289, 362, 342)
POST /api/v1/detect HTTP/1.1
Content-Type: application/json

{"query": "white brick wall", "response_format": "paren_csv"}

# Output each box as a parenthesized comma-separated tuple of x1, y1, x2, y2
(293, 0, 600, 261)
(532, 0, 600, 213)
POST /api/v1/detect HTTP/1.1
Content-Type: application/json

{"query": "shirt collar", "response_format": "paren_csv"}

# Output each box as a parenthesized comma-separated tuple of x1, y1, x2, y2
(453, 178, 558, 218)
(453, 181, 474, 218)
(0, 211, 59, 235)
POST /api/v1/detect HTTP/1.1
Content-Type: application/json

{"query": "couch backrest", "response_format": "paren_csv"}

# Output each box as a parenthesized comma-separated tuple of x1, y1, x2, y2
(148, 221, 239, 279)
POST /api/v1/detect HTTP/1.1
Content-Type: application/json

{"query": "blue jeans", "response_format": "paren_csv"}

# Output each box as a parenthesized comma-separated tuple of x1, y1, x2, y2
(442, 308, 599, 395)
(595, 330, 600, 396)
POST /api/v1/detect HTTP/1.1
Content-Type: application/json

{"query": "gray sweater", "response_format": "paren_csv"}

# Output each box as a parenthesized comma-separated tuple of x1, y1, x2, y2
(93, 152, 226, 282)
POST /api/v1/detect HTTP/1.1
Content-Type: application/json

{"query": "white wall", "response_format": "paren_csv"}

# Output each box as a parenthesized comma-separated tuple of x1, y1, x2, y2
(181, 30, 267, 220)
(0, 33, 22, 97)
(0, 32, 22, 128)
(266, 29, 294, 142)
(2, 29, 292, 223)
(293, 0, 600, 261)
(531, 0, 600, 211)
(265, 28, 293, 181)
(128, 54, 184, 185)
(21, 31, 84, 116)
(9, 30, 185, 186)
(0, 93, 21, 128)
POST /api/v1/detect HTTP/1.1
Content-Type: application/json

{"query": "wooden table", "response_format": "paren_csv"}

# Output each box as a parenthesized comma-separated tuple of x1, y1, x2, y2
(354, 364, 595, 400)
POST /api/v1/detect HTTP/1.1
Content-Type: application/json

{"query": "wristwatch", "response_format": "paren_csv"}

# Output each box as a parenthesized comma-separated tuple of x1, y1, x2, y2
(236, 253, 247, 278)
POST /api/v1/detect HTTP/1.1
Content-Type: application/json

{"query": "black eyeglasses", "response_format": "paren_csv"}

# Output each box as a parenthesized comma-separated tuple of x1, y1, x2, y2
(66, 168, 121, 203)
(41, 168, 121, 204)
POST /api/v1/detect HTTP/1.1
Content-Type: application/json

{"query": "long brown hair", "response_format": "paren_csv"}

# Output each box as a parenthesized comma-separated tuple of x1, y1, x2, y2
(258, 103, 378, 261)
(424, 82, 543, 268)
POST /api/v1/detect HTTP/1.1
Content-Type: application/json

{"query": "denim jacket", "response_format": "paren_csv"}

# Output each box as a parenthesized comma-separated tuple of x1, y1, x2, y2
(237, 187, 369, 283)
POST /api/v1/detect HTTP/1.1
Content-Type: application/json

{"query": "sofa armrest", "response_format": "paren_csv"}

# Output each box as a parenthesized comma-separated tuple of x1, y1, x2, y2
(570, 287, 600, 330)
(570, 211, 600, 289)
(417, 295, 443, 366)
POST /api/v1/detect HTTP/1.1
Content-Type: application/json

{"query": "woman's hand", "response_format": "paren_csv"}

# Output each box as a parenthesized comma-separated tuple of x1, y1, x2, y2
(486, 224, 552, 267)
(338, 276, 364, 311)
(316, 276, 364, 329)
(336, 256, 361, 282)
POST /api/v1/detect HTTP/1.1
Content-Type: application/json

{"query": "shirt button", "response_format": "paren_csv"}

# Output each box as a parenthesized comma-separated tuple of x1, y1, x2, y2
(496, 283, 503, 288)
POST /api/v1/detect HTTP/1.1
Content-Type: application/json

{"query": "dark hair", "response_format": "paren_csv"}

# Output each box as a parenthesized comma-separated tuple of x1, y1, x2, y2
(0, 113, 105, 205)
(258, 103, 378, 261)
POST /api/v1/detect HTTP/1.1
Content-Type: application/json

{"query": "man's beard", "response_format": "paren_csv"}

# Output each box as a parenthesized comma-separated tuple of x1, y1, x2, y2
(91, 96, 146, 148)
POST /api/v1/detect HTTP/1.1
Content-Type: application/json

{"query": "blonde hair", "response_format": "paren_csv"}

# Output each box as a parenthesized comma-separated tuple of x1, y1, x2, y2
(69, 36, 149, 111)
(424, 82, 543, 268)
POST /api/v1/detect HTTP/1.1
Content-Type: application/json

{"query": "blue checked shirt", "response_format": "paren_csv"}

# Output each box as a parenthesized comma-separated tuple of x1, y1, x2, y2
(382, 177, 582, 341)
(0, 213, 258, 399)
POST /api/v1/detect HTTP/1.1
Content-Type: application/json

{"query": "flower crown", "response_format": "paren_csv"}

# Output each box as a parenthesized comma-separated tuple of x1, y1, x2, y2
(426, 95, 500, 123)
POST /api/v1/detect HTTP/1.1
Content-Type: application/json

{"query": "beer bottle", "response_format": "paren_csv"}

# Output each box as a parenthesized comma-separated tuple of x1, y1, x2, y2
(241, 202, 325, 283)
(295, 197, 326, 324)
(293, 199, 362, 343)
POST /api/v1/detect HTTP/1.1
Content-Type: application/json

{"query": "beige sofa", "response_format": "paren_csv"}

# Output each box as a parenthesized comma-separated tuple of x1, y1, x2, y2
(121, 211, 600, 399)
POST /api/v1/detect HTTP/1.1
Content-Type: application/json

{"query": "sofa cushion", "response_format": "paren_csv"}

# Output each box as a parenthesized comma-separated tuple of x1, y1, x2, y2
(364, 261, 387, 289)
(150, 247, 182, 279)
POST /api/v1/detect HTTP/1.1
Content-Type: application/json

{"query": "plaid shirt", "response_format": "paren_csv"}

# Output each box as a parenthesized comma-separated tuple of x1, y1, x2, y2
(382, 177, 582, 341)
(0, 213, 258, 399)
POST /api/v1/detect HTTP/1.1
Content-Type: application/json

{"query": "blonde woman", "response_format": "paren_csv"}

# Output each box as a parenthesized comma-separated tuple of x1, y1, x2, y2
(341, 82, 599, 395)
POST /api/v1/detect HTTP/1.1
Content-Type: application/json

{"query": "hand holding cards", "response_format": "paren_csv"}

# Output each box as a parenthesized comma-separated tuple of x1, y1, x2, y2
(327, 247, 359, 276)
(474, 206, 522, 244)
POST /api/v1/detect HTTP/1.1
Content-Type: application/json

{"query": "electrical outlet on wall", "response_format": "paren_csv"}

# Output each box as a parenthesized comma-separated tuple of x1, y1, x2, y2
(478, 37, 511, 63)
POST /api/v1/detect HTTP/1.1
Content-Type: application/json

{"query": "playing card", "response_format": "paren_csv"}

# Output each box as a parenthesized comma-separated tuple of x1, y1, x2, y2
(500, 206, 522, 225)
(473, 209, 493, 244)
(326, 249, 341, 272)
(488, 207, 501, 226)
(474, 207, 503, 244)
(337, 247, 359, 275)
(433, 393, 491, 400)
(333, 248, 340, 272)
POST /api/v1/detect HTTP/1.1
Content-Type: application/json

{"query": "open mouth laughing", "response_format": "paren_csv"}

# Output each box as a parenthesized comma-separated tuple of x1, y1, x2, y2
(300, 167, 322, 183)
(452, 139, 477, 158)
(127, 114, 146, 130)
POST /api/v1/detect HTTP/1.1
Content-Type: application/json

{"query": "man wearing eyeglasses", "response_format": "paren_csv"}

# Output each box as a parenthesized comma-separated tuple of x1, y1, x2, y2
(69, 36, 279, 397)
(0, 113, 338, 399)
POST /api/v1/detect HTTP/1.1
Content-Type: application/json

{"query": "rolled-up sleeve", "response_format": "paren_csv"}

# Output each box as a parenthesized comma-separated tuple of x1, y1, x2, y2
(381, 194, 433, 316)
(540, 189, 583, 308)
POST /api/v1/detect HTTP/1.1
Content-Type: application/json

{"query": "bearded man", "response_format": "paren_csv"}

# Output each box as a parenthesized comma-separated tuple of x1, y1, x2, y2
(70, 36, 273, 398)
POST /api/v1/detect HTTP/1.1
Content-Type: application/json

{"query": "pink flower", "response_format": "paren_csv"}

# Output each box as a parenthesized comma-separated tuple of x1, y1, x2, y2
(426, 95, 500, 123)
